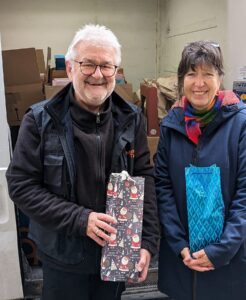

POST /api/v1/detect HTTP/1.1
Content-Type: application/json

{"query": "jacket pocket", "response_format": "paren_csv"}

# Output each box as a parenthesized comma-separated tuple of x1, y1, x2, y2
(44, 154, 64, 188)
(29, 220, 84, 264)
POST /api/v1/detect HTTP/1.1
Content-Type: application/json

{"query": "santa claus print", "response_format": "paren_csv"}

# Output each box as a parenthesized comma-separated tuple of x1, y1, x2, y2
(107, 182, 113, 197)
(131, 233, 140, 249)
(119, 256, 129, 272)
(101, 255, 109, 270)
(130, 185, 138, 200)
(113, 183, 118, 198)
(118, 207, 128, 221)
(108, 233, 117, 247)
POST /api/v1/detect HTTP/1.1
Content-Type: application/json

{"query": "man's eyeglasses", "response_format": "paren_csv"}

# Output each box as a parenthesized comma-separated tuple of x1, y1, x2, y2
(73, 60, 118, 77)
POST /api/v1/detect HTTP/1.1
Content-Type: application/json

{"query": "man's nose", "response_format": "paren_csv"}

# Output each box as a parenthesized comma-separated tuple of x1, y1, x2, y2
(92, 65, 104, 78)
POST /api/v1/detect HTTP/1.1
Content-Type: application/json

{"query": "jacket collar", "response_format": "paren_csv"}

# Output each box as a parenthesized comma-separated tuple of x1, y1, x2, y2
(163, 91, 246, 137)
(44, 82, 137, 128)
(70, 92, 112, 130)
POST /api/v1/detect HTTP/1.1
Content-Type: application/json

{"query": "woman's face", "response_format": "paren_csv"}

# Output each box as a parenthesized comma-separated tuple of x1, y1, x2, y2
(183, 64, 222, 110)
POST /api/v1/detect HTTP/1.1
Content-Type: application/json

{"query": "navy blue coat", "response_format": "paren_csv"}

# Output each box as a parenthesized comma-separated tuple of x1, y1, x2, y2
(155, 93, 246, 300)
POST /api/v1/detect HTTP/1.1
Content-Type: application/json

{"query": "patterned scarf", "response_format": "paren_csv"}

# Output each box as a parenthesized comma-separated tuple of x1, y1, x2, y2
(184, 94, 223, 145)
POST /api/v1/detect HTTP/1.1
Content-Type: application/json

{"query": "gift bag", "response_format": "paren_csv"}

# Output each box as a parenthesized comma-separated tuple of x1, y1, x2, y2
(185, 164, 224, 253)
(101, 170, 145, 282)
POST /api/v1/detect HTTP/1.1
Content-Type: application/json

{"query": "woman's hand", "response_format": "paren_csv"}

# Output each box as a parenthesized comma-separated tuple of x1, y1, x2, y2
(181, 248, 215, 272)
(181, 247, 192, 263)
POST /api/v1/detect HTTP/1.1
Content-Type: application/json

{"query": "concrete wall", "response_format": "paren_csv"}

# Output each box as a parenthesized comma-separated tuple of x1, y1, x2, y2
(1, 0, 245, 91)
(226, 0, 246, 88)
(159, 0, 229, 86)
(0, 0, 159, 91)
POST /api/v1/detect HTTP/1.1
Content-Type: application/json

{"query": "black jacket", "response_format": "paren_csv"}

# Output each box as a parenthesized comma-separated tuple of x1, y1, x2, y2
(6, 83, 159, 271)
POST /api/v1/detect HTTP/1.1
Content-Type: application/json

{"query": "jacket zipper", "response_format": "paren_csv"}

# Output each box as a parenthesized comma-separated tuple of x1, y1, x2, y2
(191, 137, 202, 166)
(95, 112, 104, 270)
(95, 112, 102, 209)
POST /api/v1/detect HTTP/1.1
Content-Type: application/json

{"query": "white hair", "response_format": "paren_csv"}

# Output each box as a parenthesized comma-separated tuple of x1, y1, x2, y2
(65, 24, 121, 65)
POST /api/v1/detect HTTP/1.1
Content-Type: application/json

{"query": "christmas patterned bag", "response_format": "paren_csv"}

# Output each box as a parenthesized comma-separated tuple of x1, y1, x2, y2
(100, 170, 145, 282)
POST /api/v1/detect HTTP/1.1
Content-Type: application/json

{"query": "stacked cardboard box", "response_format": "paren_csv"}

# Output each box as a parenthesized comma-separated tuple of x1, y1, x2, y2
(2, 48, 45, 126)
(114, 83, 133, 102)
(44, 68, 69, 99)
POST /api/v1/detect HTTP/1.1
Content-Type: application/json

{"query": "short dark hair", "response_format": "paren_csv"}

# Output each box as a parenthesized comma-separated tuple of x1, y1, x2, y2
(177, 41, 224, 96)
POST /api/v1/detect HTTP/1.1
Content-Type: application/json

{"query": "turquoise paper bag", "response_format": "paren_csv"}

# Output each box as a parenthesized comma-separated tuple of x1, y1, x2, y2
(185, 164, 224, 253)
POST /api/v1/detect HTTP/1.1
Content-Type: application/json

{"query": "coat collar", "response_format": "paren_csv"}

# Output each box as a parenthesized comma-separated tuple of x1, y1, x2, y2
(44, 82, 137, 128)
(163, 91, 246, 137)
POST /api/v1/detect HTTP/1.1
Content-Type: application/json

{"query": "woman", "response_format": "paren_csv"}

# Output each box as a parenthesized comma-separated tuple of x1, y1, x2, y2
(155, 41, 246, 300)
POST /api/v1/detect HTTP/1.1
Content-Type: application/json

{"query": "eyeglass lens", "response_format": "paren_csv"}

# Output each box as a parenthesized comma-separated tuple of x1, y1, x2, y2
(80, 63, 116, 77)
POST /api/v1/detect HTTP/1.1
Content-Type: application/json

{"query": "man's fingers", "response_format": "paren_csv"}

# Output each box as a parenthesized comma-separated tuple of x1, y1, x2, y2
(138, 267, 148, 282)
(94, 228, 114, 243)
(87, 212, 118, 244)
(96, 219, 117, 234)
(91, 233, 106, 247)
(136, 249, 151, 282)
(96, 213, 117, 224)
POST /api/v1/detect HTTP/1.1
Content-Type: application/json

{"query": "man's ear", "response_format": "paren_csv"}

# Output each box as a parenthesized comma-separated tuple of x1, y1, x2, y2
(66, 60, 73, 81)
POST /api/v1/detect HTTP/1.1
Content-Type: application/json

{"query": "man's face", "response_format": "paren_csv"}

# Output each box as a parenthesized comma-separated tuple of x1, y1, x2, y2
(66, 42, 117, 113)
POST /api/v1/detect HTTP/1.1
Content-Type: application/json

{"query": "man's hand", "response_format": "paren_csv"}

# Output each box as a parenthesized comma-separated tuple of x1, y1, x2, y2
(86, 212, 117, 246)
(135, 249, 151, 283)
(181, 247, 215, 272)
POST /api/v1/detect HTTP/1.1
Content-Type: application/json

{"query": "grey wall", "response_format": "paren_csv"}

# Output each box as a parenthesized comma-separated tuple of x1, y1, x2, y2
(159, 0, 228, 83)
(226, 0, 246, 88)
(1, 0, 245, 90)
(0, 0, 159, 91)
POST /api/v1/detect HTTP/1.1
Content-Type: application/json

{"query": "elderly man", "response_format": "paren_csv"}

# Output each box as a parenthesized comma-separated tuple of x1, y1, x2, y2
(6, 24, 159, 300)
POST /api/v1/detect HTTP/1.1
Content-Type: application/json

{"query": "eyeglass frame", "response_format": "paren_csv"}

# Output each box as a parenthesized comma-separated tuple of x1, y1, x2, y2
(72, 60, 118, 77)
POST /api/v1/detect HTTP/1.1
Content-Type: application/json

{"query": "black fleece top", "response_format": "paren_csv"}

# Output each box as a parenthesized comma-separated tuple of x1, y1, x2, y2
(70, 94, 114, 213)
(6, 84, 159, 273)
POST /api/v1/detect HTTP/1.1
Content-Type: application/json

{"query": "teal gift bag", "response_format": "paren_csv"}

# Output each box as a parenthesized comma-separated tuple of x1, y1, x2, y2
(185, 164, 224, 253)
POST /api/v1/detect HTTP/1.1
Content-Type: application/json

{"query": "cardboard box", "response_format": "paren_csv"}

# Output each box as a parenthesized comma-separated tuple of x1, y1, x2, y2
(44, 84, 63, 99)
(36, 49, 46, 83)
(147, 136, 159, 165)
(35, 49, 46, 74)
(114, 83, 133, 102)
(233, 81, 246, 102)
(46, 47, 52, 84)
(2, 48, 45, 126)
(52, 78, 70, 86)
(50, 68, 68, 83)
(5, 83, 44, 126)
